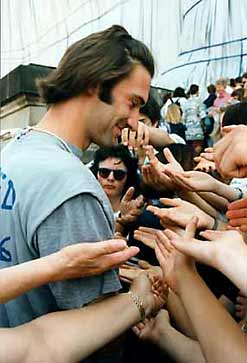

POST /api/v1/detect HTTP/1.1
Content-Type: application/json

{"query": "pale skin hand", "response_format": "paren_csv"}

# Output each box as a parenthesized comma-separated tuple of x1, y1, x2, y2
(170, 229, 247, 294)
(164, 169, 218, 193)
(119, 262, 167, 305)
(134, 225, 185, 250)
(154, 218, 198, 293)
(147, 197, 214, 230)
(214, 125, 247, 178)
(142, 145, 183, 191)
(227, 198, 247, 232)
(121, 122, 149, 163)
(134, 226, 161, 249)
(119, 187, 145, 224)
(0, 239, 139, 304)
(133, 309, 170, 343)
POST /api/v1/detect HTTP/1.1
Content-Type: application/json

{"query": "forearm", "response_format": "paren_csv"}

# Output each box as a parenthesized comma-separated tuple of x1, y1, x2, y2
(214, 180, 243, 202)
(156, 324, 205, 363)
(0, 254, 60, 303)
(27, 292, 143, 363)
(177, 268, 246, 363)
(167, 289, 197, 339)
(178, 191, 218, 219)
(148, 127, 174, 149)
(198, 191, 229, 213)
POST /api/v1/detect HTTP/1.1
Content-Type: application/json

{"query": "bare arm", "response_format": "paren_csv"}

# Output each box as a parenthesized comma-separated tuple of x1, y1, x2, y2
(198, 191, 229, 213)
(0, 273, 165, 363)
(177, 267, 246, 363)
(148, 126, 174, 149)
(0, 240, 138, 303)
(178, 190, 218, 218)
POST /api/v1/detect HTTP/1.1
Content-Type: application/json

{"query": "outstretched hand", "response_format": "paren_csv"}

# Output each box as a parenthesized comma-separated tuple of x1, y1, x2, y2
(119, 187, 145, 224)
(147, 197, 214, 230)
(56, 239, 139, 281)
(154, 217, 198, 293)
(164, 169, 218, 193)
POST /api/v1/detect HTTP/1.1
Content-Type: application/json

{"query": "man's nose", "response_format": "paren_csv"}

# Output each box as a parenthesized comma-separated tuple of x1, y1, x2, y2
(127, 114, 139, 131)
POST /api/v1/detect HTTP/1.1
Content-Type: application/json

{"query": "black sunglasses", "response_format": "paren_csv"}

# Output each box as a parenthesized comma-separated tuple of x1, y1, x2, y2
(98, 168, 127, 181)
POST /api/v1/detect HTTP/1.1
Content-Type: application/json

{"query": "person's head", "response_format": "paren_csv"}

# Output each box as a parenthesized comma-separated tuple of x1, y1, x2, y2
(230, 78, 236, 88)
(188, 84, 199, 96)
(221, 102, 247, 130)
(90, 144, 140, 201)
(162, 93, 172, 105)
(235, 76, 243, 89)
(207, 84, 216, 95)
(37, 25, 154, 147)
(139, 94, 160, 127)
(215, 78, 227, 95)
(231, 88, 244, 102)
(173, 87, 186, 98)
(242, 72, 247, 85)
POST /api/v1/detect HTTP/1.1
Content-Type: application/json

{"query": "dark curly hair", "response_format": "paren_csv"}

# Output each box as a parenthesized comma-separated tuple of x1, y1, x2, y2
(90, 144, 141, 198)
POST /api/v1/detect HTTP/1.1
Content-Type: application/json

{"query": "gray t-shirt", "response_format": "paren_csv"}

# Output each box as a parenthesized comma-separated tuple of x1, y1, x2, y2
(0, 129, 121, 328)
(34, 193, 121, 309)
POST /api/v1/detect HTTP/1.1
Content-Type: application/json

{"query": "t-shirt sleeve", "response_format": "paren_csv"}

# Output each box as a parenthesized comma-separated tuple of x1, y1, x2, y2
(33, 193, 121, 309)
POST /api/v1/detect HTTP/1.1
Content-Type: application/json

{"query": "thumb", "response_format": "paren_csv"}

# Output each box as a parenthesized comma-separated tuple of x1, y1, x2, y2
(163, 148, 176, 164)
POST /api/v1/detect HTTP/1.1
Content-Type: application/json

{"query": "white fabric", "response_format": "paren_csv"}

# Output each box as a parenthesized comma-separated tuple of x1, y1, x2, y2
(1, 0, 247, 97)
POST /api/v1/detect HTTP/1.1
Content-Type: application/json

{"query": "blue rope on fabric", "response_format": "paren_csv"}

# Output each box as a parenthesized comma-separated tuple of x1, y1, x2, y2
(183, 0, 203, 19)
(161, 52, 247, 76)
(179, 37, 247, 56)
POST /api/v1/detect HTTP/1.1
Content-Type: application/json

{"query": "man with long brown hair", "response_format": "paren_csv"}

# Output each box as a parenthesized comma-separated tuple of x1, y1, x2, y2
(0, 25, 154, 362)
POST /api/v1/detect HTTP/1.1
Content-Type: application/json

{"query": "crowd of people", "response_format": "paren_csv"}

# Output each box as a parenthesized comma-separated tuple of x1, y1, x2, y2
(0, 25, 246, 363)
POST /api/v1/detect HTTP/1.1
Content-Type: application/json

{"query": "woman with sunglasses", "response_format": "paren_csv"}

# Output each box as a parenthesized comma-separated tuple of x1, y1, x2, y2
(90, 144, 141, 219)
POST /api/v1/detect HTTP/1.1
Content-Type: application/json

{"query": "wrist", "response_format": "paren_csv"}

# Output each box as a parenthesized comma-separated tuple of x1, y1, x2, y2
(127, 291, 147, 321)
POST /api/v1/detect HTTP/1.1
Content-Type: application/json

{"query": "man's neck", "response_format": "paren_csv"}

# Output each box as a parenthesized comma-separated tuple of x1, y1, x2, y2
(37, 96, 91, 150)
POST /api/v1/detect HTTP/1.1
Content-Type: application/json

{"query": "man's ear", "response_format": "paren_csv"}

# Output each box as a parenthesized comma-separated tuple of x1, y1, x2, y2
(86, 84, 100, 97)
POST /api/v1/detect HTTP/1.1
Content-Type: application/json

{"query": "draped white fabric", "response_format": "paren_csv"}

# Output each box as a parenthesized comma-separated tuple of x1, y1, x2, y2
(1, 0, 247, 94)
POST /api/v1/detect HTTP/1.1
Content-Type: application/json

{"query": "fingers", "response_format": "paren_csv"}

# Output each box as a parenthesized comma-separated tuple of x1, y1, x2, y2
(163, 148, 176, 164)
(121, 128, 129, 146)
(122, 187, 135, 202)
(103, 246, 140, 269)
(89, 239, 128, 257)
(129, 130, 137, 150)
(199, 230, 224, 240)
(184, 217, 198, 240)
(156, 231, 173, 252)
(159, 197, 181, 207)
(227, 198, 247, 211)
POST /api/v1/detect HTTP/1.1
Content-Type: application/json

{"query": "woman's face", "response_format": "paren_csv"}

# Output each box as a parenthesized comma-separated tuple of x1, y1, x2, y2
(216, 84, 225, 95)
(97, 157, 127, 200)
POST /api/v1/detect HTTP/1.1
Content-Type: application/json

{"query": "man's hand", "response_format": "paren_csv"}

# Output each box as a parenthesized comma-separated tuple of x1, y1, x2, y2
(55, 239, 139, 280)
(147, 198, 214, 230)
(214, 125, 247, 178)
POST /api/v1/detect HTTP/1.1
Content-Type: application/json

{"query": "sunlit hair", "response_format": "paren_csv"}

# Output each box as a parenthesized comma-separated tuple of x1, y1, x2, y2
(166, 103, 182, 124)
